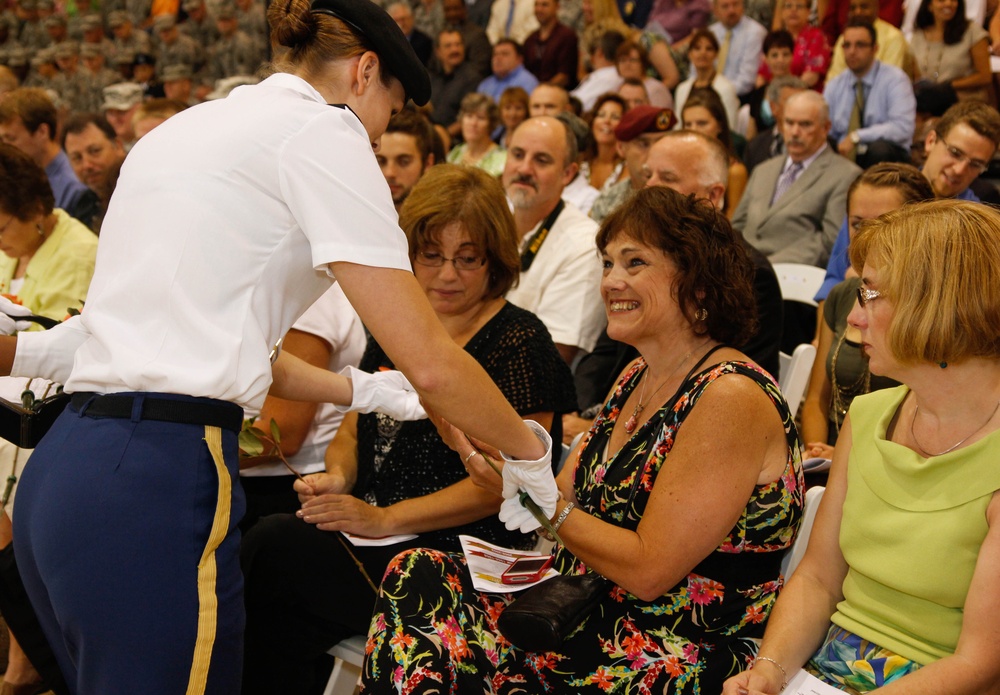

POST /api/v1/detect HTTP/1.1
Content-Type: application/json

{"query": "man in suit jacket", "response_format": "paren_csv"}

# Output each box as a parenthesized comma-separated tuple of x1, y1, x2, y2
(732, 90, 861, 266)
(744, 75, 805, 173)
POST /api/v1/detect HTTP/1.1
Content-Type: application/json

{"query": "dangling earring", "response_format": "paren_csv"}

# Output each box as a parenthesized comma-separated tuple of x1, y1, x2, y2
(695, 307, 708, 321)
(36, 223, 44, 238)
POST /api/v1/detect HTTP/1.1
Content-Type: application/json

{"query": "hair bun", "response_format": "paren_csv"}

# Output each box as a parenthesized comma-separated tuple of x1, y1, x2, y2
(269, 0, 317, 49)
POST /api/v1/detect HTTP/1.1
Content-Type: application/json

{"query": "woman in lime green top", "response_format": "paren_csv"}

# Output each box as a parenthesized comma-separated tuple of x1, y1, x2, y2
(0, 144, 97, 322)
(723, 199, 1000, 695)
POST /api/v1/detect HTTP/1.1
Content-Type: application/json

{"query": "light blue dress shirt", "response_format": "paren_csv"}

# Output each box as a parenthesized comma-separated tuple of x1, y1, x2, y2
(823, 60, 915, 150)
(709, 15, 767, 97)
(816, 186, 980, 301)
(477, 63, 540, 102)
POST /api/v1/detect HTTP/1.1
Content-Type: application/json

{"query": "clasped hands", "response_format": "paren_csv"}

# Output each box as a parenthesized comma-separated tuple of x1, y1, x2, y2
(428, 410, 558, 534)
(293, 472, 391, 537)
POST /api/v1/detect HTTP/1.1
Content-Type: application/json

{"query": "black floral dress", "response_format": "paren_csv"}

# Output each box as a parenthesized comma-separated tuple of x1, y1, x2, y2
(361, 360, 804, 694)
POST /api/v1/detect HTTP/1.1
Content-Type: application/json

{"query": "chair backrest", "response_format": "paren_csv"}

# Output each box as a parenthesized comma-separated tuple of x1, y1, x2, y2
(735, 103, 751, 137)
(773, 263, 826, 307)
(781, 485, 825, 580)
(778, 342, 816, 418)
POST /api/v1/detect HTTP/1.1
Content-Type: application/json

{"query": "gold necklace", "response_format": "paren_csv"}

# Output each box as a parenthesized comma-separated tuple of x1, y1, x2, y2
(829, 331, 871, 430)
(624, 347, 697, 435)
(910, 400, 1000, 457)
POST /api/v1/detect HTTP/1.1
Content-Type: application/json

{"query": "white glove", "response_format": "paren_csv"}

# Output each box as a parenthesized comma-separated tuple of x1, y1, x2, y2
(0, 296, 34, 335)
(336, 366, 427, 421)
(498, 420, 558, 533)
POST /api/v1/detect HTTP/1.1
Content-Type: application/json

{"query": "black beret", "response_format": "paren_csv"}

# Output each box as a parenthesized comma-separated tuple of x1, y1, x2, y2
(310, 0, 431, 106)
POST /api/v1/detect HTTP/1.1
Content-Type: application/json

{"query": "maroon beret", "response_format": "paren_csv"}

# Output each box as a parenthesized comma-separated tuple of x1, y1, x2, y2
(613, 106, 676, 142)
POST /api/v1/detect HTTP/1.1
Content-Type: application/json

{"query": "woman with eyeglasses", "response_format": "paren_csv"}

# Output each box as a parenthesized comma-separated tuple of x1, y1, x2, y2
(361, 186, 803, 694)
(724, 199, 1000, 694)
(800, 164, 933, 461)
(240, 164, 576, 694)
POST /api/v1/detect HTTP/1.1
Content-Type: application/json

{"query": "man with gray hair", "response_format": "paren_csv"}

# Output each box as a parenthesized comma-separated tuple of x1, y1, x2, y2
(502, 116, 604, 365)
(645, 130, 731, 209)
(732, 89, 860, 266)
(743, 75, 805, 173)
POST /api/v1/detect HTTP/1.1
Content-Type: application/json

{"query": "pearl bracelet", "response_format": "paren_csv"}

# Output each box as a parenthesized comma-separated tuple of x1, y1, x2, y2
(753, 656, 788, 690)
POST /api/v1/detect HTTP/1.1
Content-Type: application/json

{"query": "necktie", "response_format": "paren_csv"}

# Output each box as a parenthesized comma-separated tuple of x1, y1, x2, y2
(771, 161, 803, 205)
(505, 0, 516, 38)
(847, 78, 865, 161)
(717, 29, 731, 74)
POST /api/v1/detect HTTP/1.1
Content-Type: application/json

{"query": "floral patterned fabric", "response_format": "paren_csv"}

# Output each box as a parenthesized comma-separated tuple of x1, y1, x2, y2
(807, 626, 922, 693)
(361, 360, 804, 694)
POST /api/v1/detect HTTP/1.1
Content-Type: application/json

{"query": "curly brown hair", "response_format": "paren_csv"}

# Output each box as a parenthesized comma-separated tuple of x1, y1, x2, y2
(597, 186, 757, 345)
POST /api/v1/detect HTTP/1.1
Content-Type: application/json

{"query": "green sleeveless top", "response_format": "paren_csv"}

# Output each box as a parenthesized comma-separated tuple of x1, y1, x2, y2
(833, 386, 1000, 664)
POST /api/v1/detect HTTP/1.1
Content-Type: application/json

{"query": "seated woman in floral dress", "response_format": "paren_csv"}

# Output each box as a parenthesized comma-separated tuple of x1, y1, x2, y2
(240, 164, 576, 695)
(360, 186, 804, 694)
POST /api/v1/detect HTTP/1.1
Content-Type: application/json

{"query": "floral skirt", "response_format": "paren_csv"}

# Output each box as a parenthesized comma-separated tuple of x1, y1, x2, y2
(805, 626, 922, 694)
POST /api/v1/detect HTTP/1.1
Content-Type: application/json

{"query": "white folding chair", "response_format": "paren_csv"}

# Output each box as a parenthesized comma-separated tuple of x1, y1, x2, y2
(735, 103, 751, 137)
(772, 263, 825, 414)
(781, 485, 825, 580)
(772, 263, 826, 307)
(323, 634, 366, 695)
(777, 342, 816, 418)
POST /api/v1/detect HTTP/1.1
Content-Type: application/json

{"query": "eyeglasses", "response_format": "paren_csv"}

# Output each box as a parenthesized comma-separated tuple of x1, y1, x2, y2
(856, 286, 881, 307)
(842, 41, 873, 49)
(938, 134, 990, 174)
(414, 250, 486, 271)
(0, 216, 15, 234)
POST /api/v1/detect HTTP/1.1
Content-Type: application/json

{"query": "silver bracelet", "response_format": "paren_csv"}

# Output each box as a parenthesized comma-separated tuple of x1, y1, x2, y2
(753, 656, 788, 690)
(464, 450, 478, 464)
(550, 501, 575, 532)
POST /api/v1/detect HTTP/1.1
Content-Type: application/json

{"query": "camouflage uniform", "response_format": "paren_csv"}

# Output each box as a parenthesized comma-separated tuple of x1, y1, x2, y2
(589, 178, 637, 225)
(209, 28, 258, 80)
(18, 19, 50, 53)
(51, 69, 91, 111)
(179, 14, 220, 47)
(157, 32, 204, 74)
(235, 0, 266, 57)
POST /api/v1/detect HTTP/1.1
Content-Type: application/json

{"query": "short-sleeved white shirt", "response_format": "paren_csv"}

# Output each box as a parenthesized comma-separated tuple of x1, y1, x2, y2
(242, 284, 366, 477)
(505, 202, 605, 353)
(61, 73, 411, 411)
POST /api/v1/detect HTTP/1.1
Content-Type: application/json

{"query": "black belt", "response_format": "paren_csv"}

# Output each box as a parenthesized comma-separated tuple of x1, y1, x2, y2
(71, 393, 243, 433)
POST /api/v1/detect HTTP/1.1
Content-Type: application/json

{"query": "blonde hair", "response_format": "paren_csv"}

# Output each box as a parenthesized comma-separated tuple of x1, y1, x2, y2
(850, 199, 1000, 364)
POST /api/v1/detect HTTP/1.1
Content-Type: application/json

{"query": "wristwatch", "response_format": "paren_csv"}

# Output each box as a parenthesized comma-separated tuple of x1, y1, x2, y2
(850, 131, 861, 145)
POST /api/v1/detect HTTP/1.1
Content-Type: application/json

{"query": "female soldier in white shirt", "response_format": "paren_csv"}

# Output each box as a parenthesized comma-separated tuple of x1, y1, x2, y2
(0, 0, 551, 692)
